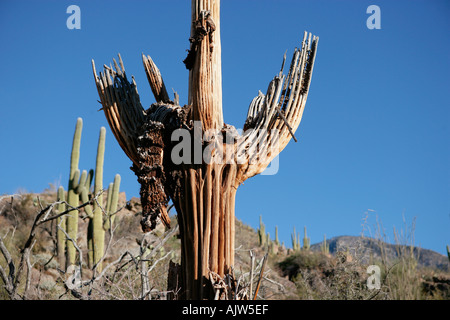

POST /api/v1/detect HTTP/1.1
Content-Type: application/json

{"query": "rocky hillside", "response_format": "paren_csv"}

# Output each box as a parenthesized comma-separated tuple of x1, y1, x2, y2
(1, 191, 449, 300)
(310, 236, 449, 272)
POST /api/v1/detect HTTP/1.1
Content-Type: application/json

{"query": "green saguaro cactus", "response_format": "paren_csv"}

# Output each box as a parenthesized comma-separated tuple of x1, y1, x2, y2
(257, 215, 266, 247)
(291, 226, 300, 251)
(275, 226, 280, 246)
(103, 174, 121, 231)
(56, 186, 66, 268)
(85, 174, 120, 271)
(66, 118, 83, 267)
(321, 234, 329, 255)
(302, 226, 310, 251)
(59, 118, 94, 269)
(91, 127, 106, 272)
(60, 118, 121, 273)
(78, 127, 121, 272)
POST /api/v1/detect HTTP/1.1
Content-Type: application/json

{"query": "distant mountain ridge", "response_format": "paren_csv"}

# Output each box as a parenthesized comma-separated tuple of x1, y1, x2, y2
(310, 235, 449, 271)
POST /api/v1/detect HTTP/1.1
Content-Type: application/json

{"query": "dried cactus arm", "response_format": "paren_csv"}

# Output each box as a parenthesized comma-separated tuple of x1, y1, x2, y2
(93, 54, 190, 232)
(278, 32, 318, 136)
(142, 54, 171, 103)
(237, 32, 319, 183)
(92, 54, 146, 166)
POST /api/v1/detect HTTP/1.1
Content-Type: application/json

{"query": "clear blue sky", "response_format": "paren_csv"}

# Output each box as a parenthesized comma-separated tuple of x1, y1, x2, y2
(1, 1, 449, 255)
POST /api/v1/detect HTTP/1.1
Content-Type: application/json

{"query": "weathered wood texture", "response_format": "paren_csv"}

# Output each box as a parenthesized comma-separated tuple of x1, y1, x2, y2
(237, 31, 318, 183)
(187, 0, 223, 132)
(92, 0, 318, 300)
(92, 56, 145, 167)
(142, 54, 170, 103)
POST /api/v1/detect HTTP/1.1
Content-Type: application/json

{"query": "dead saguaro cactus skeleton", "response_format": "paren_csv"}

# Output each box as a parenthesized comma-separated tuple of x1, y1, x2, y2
(92, 0, 318, 299)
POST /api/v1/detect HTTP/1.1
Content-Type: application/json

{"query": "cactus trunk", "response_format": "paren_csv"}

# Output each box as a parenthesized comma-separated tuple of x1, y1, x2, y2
(91, 127, 106, 272)
(66, 118, 82, 267)
(291, 226, 300, 251)
(275, 225, 279, 246)
(103, 174, 121, 231)
(56, 186, 66, 268)
(61, 118, 121, 273)
(257, 215, 266, 247)
(303, 226, 310, 251)
(321, 234, 329, 254)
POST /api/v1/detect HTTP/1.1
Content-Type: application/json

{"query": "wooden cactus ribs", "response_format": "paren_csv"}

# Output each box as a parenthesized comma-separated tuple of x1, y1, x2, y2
(93, 56, 183, 233)
(92, 0, 318, 299)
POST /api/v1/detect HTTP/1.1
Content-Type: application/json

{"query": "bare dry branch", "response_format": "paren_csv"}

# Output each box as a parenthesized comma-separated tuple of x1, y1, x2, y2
(253, 253, 268, 300)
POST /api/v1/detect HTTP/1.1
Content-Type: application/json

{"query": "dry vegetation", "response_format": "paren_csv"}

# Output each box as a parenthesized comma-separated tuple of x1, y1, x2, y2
(0, 189, 449, 300)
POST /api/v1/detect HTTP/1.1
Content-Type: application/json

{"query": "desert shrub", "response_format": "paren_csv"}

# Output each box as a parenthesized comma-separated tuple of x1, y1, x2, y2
(1, 193, 57, 253)
(278, 250, 329, 281)
(279, 250, 377, 300)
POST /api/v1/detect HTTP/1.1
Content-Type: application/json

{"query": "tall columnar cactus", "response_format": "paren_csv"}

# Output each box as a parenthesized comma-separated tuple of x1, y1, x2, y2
(56, 186, 66, 268)
(291, 226, 300, 251)
(103, 174, 121, 231)
(257, 215, 266, 247)
(58, 119, 95, 269)
(66, 118, 83, 267)
(60, 119, 121, 273)
(275, 226, 280, 246)
(302, 226, 310, 251)
(91, 127, 106, 272)
(268, 237, 276, 255)
(447, 245, 450, 262)
(321, 234, 329, 255)
(78, 127, 121, 272)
